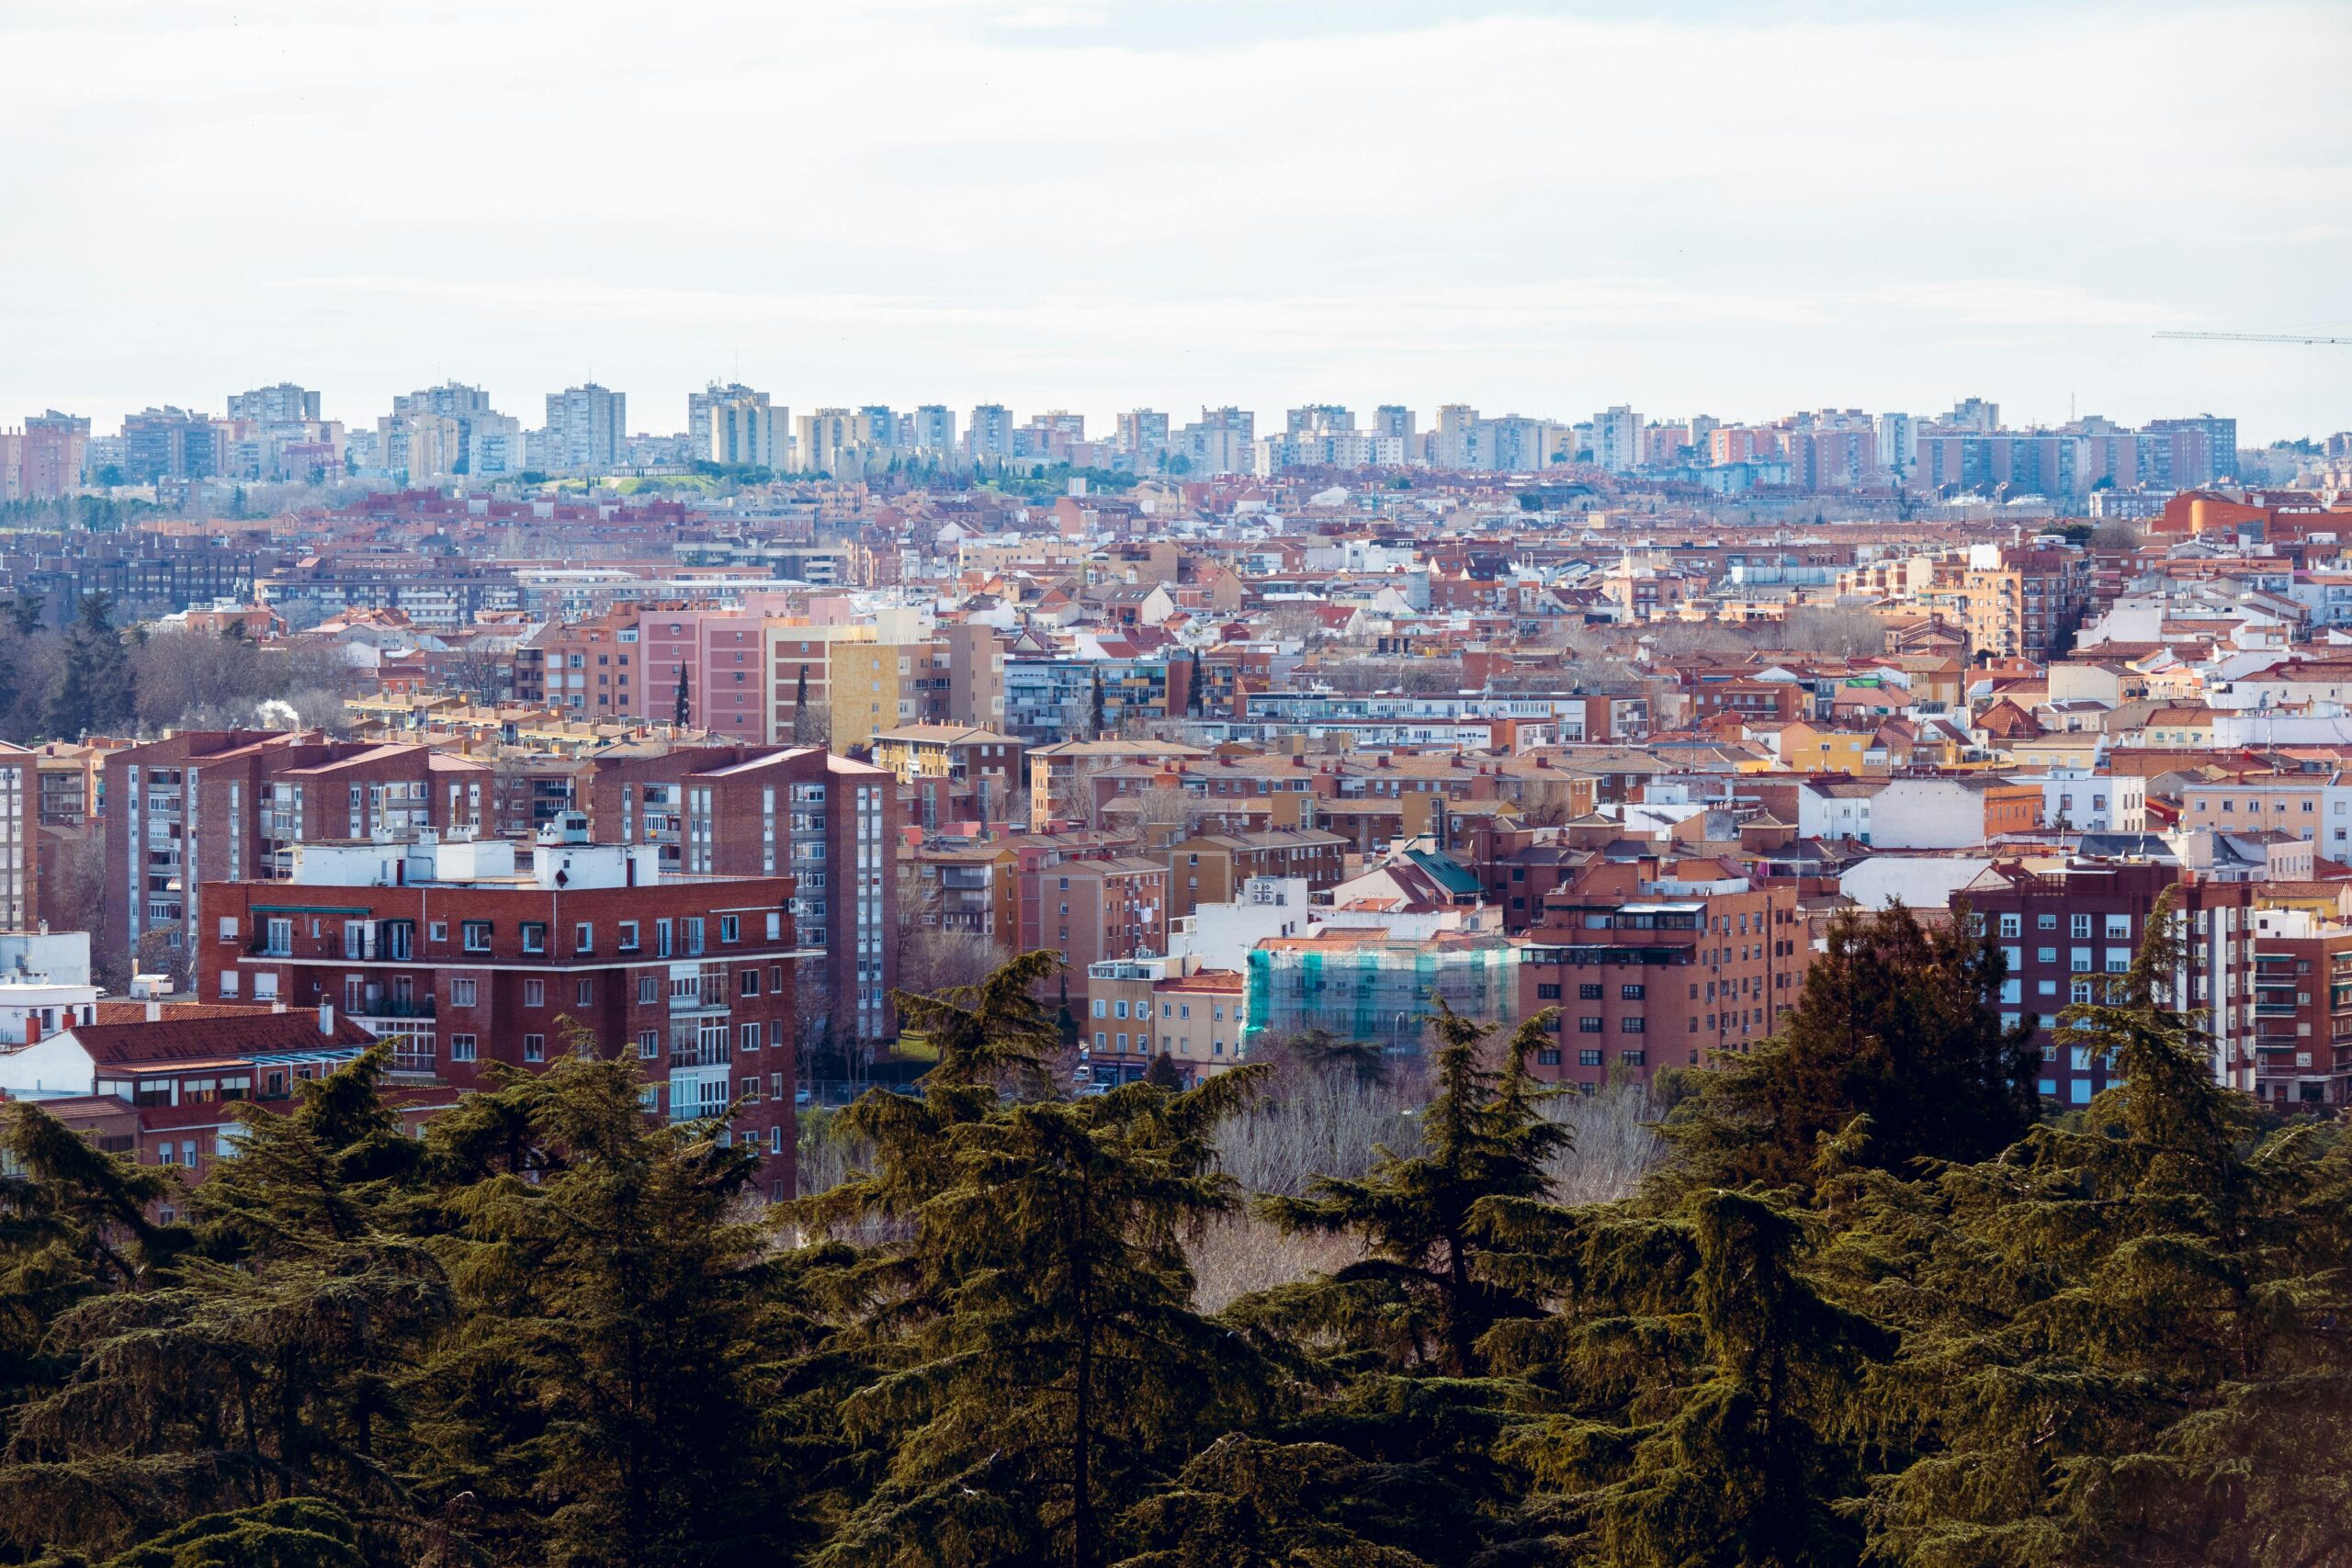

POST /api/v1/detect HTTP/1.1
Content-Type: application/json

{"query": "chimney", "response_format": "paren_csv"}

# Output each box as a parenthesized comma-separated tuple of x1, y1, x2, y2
(272, 999, 288, 1014)
(318, 1002, 335, 1037)
(144, 999, 162, 1023)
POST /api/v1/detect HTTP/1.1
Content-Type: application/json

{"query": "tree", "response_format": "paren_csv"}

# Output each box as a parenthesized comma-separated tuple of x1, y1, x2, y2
(43, 593, 134, 739)
(401, 1037, 811, 1567)
(0, 1053, 449, 1563)
(9, 591, 46, 637)
(1488, 1189, 1884, 1568)
(0, 1105, 189, 1416)
(813, 1073, 1269, 1568)
(98, 1497, 366, 1567)
(1114, 1435, 1437, 1567)
(673, 660, 692, 728)
(1838, 888, 2352, 1568)
(1088, 667, 1107, 741)
(1248, 1004, 1568, 1377)
(1651, 900, 2039, 1195)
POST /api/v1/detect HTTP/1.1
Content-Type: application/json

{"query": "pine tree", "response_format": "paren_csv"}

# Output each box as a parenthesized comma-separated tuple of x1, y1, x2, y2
(1484, 1187, 1883, 1568)
(1652, 900, 2038, 1196)
(102, 1497, 364, 1567)
(401, 1034, 804, 1568)
(44, 593, 134, 740)
(1248, 1004, 1569, 1376)
(0, 1104, 189, 1411)
(1089, 667, 1106, 740)
(9, 590, 46, 637)
(673, 660, 692, 728)
(1840, 887, 2352, 1567)
(1113, 1434, 1436, 1567)
(814, 1072, 1269, 1568)
(0, 1053, 451, 1563)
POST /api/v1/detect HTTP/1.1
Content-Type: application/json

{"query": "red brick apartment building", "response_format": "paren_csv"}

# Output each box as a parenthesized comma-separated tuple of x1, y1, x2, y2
(586, 746, 899, 1043)
(104, 732, 492, 964)
(1954, 861, 2256, 1108)
(1018, 857, 1170, 975)
(2249, 908, 2352, 1110)
(3, 1006, 383, 1213)
(1516, 857, 1813, 1092)
(198, 830, 805, 1196)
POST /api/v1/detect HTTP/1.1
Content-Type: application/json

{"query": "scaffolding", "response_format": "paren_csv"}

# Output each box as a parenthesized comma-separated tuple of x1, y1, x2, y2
(1245, 936, 1519, 1055)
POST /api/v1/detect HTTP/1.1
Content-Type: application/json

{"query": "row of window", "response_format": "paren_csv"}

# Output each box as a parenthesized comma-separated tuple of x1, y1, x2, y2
(1995, 911, 2134, 939)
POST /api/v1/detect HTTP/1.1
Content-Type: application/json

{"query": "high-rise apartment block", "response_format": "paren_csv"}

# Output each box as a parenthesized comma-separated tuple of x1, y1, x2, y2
(587, 747, 899, 1043)
(1591, 406, 1643, 473)
(538, 384, 626, 473)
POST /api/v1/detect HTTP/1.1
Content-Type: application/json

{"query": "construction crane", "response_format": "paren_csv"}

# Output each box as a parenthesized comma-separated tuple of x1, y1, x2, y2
(2154, 331, 2351, 345)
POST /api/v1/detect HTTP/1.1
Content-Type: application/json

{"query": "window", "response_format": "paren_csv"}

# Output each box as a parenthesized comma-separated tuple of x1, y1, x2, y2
(1093, 999, 1106, 1018)
(741, 1022, 763, 1051)
(1620, 1049, 1646, 1066)
(638, 976, 658, 1005)
(1577, 1048, 1604, 1067)
(450, 977, 477, 1008)
(1536, 1048, 1561, 1066)
(2071, 913, 2093, 939)
(524, 1033, 545, 1062)
(576, 979, 594, 1007)
(522, 922, 547, 954)
(1621, 1017, 1645, 1034)
(1577, 983, 1602, 1000)
(2105, 914, 2132, 939)
(1578, 1016, 1603, 1033)
(1997, 912, 2021, 938)
(429, 920, 449, 942)
(740, 970, 761, 998)
(618, 920, 640, 952)
(525, 978, 545, 1008)
(2037, 913, 2057, 931)
(720, 915, 741, 943)
(1536, 984, 1562, 1000)
(218, 916, 238, 942)
(639, 1030, 660, 1059)
(1620, 983, 1645, 1000)
(575, 922, 594, 954)
(462, 921, 492, 953)
(449, 1034, 478, 1063)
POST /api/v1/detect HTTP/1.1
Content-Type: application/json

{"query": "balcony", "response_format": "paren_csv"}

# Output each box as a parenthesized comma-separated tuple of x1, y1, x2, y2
(353, 996, 437, 1021)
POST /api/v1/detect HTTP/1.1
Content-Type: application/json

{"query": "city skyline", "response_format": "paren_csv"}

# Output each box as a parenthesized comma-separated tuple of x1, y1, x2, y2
(4, 0, 2347, 442)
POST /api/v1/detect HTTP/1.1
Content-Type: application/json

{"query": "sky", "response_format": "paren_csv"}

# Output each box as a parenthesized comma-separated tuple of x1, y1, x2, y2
(2, 0, 2348, 444)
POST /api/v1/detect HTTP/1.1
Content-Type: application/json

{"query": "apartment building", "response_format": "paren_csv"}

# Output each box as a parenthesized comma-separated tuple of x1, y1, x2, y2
(102, 734, 483, 963)
(1017, 857, 1169, 974)
(1515, 857, 1811, 1091)
(870, 725, 1026, 829)
(586, 746, 898, 1043)
(1164, 829, 1348, 918)
(515, 608, 640, 717)
(2249, 907, 2352, 1111)
(1083, 954, 1246, 1086)
(634, 604, 771, 739)
(199, 831, 802, 1197)
(0, 1007, 380, 1201)
(831, 639, 953, 750)
(1955, 861, 2257, 1104)
(1028, 739, 1213, 829)
(2178, 772, 2352, 852)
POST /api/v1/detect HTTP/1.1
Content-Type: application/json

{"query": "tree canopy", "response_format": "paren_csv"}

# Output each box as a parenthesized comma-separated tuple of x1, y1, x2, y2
(1, 919, 2344, 1568)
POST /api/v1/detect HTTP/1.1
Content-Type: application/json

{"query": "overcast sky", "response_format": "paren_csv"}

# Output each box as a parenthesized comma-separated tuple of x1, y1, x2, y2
(3, 0, 2348, 442)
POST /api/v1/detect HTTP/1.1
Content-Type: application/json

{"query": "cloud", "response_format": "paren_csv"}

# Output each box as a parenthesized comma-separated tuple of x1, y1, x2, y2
(990, 5, 1108, 27)
(1864, 281, 2200, 329)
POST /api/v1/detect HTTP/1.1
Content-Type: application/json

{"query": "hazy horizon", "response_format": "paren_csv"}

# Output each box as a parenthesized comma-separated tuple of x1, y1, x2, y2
(4, 0, 2348, 443)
